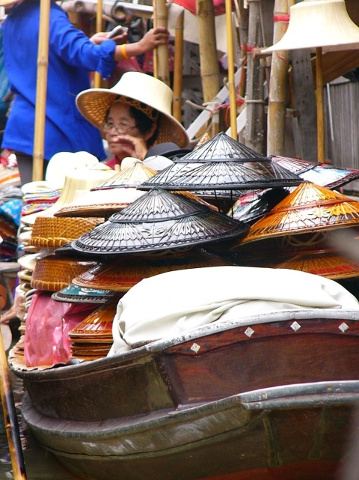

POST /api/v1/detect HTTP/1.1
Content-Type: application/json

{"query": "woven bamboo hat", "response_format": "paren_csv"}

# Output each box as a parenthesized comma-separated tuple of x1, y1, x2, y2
(21, 164, 114, 225)
(274, 250, 359, 280)
(240, 181, 359, 245)
(72, 188, 248, 255)
(262, 0, 359, 53)
(73, 250, 232, 292)
(140, 132, 302, 191)
(55, 161, 157, 218)
(76, 72, 189, 148)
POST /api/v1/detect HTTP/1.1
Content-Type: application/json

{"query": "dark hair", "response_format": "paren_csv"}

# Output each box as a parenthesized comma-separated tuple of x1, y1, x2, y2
(129, 105, 158, 146)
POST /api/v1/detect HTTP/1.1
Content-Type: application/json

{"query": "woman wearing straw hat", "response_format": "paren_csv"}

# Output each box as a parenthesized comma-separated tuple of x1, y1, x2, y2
(0, 0, 170, 184)
(76, 71, 190, 170)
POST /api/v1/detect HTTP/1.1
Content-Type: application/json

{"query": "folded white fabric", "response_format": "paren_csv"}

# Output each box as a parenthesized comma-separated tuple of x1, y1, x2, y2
(109, 266, 359, 354)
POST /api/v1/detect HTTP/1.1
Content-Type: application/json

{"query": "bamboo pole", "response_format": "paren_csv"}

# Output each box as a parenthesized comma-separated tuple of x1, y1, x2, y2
(266, 0, 294, 156)
(225, 0, 237, 140)
(173, 11, 184, 121)
(245, 0, 265, 154)
(153, 0, 170, 85)
(196, 0, 221, 105)
(0, 318, 27, 479)
(93, 0, 103, 88)
(32, 0, 50, 181)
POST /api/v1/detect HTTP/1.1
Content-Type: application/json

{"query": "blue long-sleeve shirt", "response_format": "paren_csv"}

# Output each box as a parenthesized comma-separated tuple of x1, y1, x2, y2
(2, 0, 117, 160)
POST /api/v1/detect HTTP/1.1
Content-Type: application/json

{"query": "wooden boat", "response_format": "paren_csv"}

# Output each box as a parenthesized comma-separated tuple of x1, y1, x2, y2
(10, 307, 359, 480)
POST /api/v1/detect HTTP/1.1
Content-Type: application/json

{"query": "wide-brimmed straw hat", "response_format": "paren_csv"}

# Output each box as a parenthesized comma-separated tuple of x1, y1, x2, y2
(76, 72, 189, 148)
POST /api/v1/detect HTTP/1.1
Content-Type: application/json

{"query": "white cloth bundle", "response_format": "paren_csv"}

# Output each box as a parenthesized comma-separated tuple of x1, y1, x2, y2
(109, 266, 359, 355)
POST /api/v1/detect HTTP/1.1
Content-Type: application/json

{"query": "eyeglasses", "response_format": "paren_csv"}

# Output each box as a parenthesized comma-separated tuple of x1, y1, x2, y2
(102, 121, 138, 135)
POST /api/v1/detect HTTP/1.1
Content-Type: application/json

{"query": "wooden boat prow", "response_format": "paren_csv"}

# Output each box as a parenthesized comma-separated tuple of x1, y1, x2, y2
(10, 306, 359, 479)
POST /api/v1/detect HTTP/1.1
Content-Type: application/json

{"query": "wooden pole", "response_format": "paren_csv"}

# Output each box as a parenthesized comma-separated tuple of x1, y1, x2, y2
(266, 0, 293, 156)
(245, 0, 265, 154)
(93, 0, 103, 88)
(32, 0, 50, 181)
(173, 11, 184, 121)
(316, 46, 325, 163)
(0, 316, 27, 479)
(196, 0, 221, 105)
(153, 0, 170, 85)
(225, 0, 237, 140)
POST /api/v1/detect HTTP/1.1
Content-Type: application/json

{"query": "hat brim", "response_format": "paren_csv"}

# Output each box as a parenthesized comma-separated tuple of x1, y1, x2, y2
(76, 90, 189, 149)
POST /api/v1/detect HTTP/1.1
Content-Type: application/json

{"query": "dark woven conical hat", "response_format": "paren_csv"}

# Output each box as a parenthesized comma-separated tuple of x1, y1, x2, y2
(72, 250, 233, 292)
(274, 250, 359, 280)
(139, 132, 302, 191)
(72, 188, 248, 255)
(241, 181, 359, 245)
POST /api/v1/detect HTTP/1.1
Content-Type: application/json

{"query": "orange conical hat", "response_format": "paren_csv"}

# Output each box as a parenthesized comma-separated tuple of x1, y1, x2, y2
(241, 181, 359, 244)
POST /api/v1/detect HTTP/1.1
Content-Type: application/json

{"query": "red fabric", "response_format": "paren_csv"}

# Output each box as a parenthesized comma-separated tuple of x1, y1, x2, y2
(106, 57, 143, 88)
(105, 156, 120, 170)
(172, 0, 226, 15)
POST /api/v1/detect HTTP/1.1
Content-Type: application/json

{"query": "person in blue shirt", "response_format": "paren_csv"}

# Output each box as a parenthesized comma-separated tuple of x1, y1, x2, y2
(0, 0, 169, 184)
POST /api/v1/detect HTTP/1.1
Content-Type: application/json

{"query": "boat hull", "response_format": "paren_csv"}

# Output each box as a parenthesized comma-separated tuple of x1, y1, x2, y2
(22, 381, 359, 480)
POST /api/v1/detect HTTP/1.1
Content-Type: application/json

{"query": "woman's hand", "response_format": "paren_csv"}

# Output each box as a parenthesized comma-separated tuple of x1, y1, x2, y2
(90, 31, 128, 45)
(137, 27, 170, 52)
(107, 134, 148, 161)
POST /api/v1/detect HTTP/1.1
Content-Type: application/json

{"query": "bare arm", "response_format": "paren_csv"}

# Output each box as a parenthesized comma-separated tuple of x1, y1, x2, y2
(113, 27, 170, 61)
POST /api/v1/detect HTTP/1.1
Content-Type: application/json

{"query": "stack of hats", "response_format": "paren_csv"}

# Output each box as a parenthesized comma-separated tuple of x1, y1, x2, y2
(68, 300, 119, 360)
(230, 181, 359, 286)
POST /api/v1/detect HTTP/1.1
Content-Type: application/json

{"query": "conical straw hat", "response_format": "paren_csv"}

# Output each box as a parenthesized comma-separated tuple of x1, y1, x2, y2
(72, 250, 233, 292)
(21, 164, 114, 225)
(240, 181, 359, 244)
(71, 189, 248, 256)
(55, 161, 157, 218)
(274, 250, 359, 280)
(262, 0, 359, 53)
(140, 132, 302, 191)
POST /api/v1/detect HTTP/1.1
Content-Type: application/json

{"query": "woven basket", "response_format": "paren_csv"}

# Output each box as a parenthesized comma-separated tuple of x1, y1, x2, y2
(31, 256, 97, 291)
(29, 216, 104, 248)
